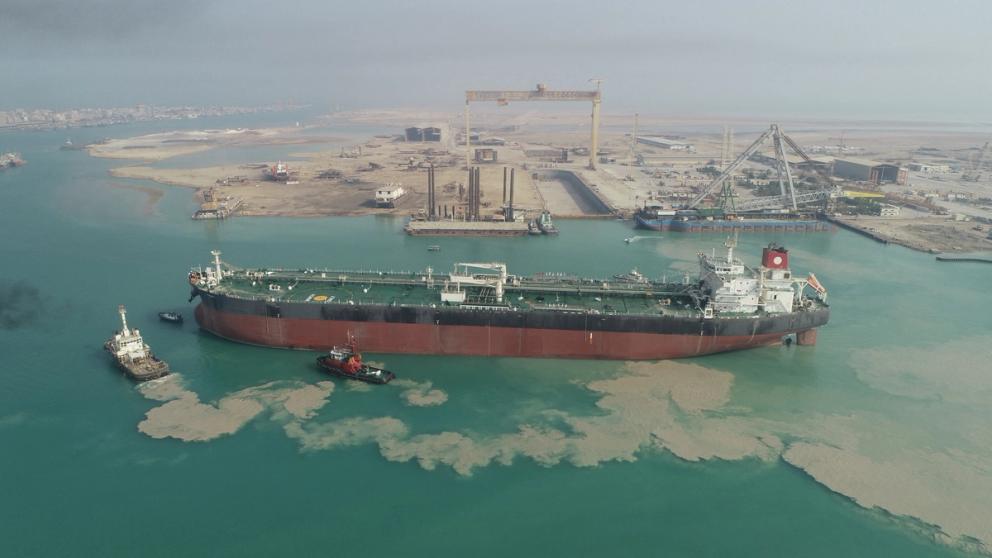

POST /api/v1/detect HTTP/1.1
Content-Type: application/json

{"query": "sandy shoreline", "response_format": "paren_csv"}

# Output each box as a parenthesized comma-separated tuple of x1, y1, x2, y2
(830, 215, 992, 253)
(92, 112, 992, 253)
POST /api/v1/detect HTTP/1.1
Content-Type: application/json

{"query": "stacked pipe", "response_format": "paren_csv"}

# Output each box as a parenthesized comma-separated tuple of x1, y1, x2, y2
(466, 166, 482, 221)
(508, 167, 515, 222)
(502, 167, 507, 207)
(466, 167, 473, 221)
(474, 167, 481, 220)
(427, 164, 436, 220)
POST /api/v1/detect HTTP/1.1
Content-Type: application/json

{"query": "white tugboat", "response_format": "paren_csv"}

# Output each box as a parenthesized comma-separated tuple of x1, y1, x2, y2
(104, 305, 170, 381)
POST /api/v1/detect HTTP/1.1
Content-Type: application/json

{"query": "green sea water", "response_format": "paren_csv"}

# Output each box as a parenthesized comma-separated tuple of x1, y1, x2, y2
(1, 117, 990, 557)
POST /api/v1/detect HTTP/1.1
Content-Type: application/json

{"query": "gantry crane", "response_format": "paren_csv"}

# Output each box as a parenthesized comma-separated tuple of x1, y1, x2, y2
(465, 82, 602, 169)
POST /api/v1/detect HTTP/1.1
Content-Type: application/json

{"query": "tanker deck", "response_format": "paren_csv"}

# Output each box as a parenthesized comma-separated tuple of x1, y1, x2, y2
(189, 243, 829, 360)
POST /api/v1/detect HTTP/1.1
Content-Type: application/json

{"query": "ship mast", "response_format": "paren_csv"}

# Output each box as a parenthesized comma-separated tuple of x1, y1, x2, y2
(725, 233, 738, 263)
(118, 304, 130, 335)
(212, 250, 223, 282)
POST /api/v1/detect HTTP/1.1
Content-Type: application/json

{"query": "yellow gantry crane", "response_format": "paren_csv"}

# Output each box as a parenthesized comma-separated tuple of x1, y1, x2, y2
(465, 82, 603, 170)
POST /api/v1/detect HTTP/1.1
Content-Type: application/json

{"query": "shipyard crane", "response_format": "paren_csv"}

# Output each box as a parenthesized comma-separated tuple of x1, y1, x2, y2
(828, 131, 847, 152)
(962, 141, 990, 181)
(465, 83, 602, 170)
(687, 124, 839, 213)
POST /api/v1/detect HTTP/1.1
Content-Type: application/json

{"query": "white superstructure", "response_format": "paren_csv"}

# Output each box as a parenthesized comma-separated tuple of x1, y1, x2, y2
(106, 305, 152, 362)
(375, 184, 406, 207)
(698, 239, 812, 316)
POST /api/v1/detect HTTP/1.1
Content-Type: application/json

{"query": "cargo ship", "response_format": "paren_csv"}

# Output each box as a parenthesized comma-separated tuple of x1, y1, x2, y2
(635, 204, 831, 233)
(188, 241, 829, 360)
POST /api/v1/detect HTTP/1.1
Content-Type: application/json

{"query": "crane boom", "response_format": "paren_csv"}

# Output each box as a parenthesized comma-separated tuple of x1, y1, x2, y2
(734, 188, 839, 211)
(688, 127, 774, 209)
(781, 134, 813, 163)
(966, 141, 991, 181)
(465, 83, 602, 170)
(466, 90, 599, 102)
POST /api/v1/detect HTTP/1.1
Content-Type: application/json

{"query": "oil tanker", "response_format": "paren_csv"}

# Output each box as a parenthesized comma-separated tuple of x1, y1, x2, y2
(188, 241, 829, 360)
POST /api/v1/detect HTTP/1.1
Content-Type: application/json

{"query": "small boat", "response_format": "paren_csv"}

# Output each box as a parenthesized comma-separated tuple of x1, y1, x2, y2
(427, 245, 441, 252)
(158, 311, 184, 324)
(613, 268, 648, 284)
(527, 220, 542, 235)
(536, 210, 559, 235)
(316, 342, 395, 384)
(106, 305, 171, 381)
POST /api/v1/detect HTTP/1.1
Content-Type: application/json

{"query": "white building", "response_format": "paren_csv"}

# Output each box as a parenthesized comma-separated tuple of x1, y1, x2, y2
(908, 163, 951, 174)
(375, 185, 406, 208)
(636, 136, 694, 151)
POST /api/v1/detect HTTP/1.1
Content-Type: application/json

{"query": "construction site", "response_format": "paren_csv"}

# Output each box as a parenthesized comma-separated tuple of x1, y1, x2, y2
(93, 83, 992, 252)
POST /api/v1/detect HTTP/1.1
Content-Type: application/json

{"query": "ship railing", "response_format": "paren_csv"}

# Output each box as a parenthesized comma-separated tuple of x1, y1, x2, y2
(221, 267, 701, 299)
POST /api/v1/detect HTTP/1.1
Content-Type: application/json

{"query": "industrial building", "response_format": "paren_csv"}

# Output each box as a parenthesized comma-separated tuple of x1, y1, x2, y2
(636, 136, 694, 151)
(474, 148, 498, 163)
(405, 127, 442, 142)
(833, 157, 908, 185)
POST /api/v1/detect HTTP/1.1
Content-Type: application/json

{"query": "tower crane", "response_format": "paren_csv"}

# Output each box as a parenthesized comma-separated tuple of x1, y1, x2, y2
(962, 141, 990, 182)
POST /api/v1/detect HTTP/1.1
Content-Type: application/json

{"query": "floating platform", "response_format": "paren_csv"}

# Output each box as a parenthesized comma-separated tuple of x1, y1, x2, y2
(935, 252, 992, 264)
(405, 220, 530, 236)
(636, 214, 832, 233)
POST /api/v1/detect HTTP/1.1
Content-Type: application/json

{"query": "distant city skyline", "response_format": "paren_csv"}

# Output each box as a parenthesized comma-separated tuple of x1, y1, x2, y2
(2, 0, 990, 122)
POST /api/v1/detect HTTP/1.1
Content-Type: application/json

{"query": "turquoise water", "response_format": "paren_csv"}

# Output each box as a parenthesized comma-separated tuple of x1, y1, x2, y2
(1, 119, 990, 557)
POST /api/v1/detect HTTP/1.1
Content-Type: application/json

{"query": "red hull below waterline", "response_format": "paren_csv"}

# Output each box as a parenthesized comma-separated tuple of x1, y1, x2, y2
(195, 305, 811, 360)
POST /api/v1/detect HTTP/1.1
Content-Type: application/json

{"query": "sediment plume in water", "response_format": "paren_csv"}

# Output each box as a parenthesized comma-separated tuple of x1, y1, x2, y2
(136, 361, 992, 553)
(783, 442, 992, 554)
(393, 379, 448, 407)
(851, 335, 992, 405)
(137, 374, 334, 442)
(0, 280, 44, 330)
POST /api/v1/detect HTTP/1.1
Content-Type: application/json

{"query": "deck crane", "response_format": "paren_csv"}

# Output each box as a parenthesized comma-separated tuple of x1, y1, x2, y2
(465, 83, 602, 170)
(687, 124, 840, 213)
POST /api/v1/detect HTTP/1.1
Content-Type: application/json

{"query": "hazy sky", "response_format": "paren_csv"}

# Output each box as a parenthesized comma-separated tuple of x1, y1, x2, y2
(1, 0, 989, 121)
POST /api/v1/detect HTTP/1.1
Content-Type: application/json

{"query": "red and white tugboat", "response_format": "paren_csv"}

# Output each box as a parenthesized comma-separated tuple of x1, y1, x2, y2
(316, 340, 395, 385)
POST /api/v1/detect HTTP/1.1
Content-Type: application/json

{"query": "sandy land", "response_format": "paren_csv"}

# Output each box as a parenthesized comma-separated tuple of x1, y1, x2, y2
(96, 111, 992, 255)
(88, 127, 337, 161)
(109, 139, 551, 218)
(835, 215, 992, 253)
